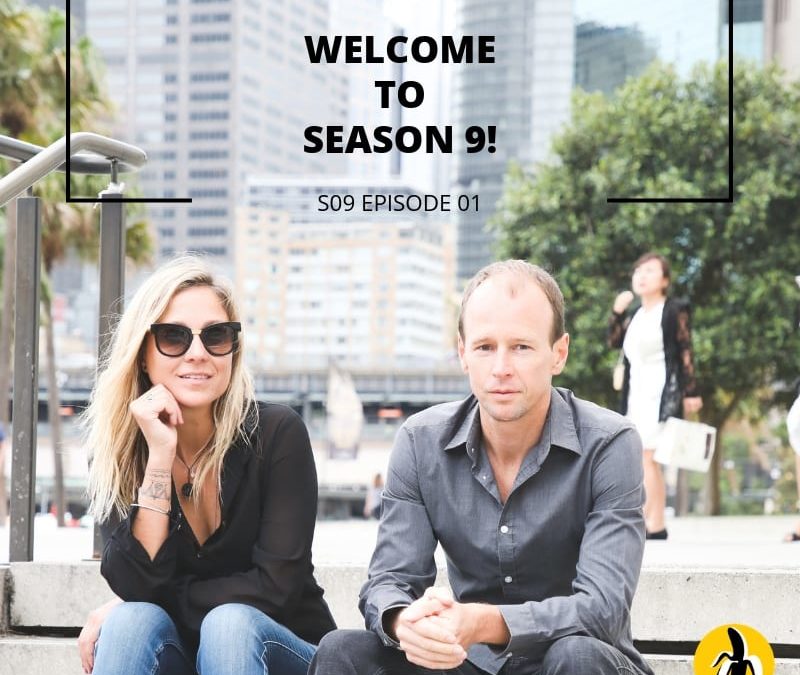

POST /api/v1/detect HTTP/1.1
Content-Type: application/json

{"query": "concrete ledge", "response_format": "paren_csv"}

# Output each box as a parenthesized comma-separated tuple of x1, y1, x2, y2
(647, 656, 800, 675)
(6, 561, 800, 664)
(0, 636, 83, 675)
(0, 566, 8, 633)
(8, 561, 115, 629)
(632, 567, 800, 644)
(5, 561, 437, 632)
(7, 562, 800, 647)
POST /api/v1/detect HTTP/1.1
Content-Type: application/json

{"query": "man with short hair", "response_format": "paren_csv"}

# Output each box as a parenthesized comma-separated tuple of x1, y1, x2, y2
(309, 260, 654, 675)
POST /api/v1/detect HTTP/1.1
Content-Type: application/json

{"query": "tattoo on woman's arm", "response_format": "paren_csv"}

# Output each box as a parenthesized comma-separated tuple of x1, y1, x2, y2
(139, 469, 171, 502)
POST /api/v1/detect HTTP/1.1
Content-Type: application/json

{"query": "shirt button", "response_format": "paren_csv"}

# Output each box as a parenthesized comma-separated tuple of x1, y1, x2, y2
(504, 575, 513, 583)
(500, 525, 509, 534)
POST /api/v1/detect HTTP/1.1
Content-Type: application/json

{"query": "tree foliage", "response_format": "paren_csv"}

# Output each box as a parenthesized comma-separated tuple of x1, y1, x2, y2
(493, 61, 800, 511)
(1, 0, 153, 525)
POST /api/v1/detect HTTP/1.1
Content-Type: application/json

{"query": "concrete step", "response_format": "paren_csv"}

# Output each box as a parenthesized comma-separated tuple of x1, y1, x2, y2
(0, 638, 798, 675)
(633, 567, 800, 644)
(0, 636, 82, 675)
(2, 562, 798, 675)
(5, 562, 799, 644)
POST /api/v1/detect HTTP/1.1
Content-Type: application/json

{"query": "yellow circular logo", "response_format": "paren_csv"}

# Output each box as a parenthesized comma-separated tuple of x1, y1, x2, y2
(694, 624, 775, 675)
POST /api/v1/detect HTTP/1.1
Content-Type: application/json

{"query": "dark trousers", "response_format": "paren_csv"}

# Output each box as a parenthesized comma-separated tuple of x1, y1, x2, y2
(308, 630, 489, 675)
(308, 629, 649, 675)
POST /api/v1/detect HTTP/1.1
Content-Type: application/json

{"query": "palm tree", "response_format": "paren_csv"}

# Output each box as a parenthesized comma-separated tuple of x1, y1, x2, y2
(36, 169, 152, 525)
(0, 0, 49, 525)
(0, 0, 46, 137)
(35, 8, 153, 525)
(1, 1, 154, 525)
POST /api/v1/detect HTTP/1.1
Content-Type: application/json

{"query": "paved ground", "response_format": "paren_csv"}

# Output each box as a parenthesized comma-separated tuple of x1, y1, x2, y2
(2, 514, 799, 567)
(8, 430, 798, 569)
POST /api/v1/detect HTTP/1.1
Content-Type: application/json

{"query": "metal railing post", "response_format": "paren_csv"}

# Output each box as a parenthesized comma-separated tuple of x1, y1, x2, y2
(9, 196, 42, 562)
(0, 132, 146, 561)
(92, 189, 126, 558)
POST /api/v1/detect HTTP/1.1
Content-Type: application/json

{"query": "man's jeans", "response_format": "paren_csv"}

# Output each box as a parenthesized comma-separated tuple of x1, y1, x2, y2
(92, 601, 316, 675)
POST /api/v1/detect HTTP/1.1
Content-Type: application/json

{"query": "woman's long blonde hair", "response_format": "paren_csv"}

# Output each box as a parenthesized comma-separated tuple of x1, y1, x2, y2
(84, 255, 257, 523)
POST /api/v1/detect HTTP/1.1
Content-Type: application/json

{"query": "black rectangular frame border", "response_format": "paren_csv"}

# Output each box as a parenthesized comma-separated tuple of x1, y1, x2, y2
(607, 0, 734, 204)
(65, 2, 192, 204)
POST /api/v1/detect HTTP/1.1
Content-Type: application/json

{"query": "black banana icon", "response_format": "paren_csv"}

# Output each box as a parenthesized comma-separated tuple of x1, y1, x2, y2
(711, 627, 758, 675)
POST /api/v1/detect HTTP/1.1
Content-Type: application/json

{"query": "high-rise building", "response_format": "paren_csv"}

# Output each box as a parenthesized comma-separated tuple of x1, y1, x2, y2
(329, 0, 398, 181)
(721, 0, 765, 63)
(574, 22, 657, 97)
(236, 176, 456, 369)
(452, 0, 574, 282)
(575, 0, 721, 94)
(574, 0, 785, 96)
(84, 0, 347, 269)
(764, 0, 799, 76)
(382, 0, 456, 195)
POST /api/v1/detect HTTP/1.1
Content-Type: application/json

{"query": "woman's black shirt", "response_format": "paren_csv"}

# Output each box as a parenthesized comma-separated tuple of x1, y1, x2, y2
(100, 402, 336, 648)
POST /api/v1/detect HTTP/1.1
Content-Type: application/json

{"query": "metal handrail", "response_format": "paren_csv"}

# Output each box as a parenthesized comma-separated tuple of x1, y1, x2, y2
(0, 132, 147, 206)
(1, 130, 143, 561)
(0, 134, 145, 174)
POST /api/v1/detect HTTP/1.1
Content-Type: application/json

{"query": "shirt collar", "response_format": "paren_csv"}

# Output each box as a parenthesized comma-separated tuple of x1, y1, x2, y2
(443, 395, 481, 465)
(443, 388, 582, 459)
(549, 387, 582, 456)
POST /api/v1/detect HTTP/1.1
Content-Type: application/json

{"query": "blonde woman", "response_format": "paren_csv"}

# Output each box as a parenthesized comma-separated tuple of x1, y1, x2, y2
(78, 256, 335, 674)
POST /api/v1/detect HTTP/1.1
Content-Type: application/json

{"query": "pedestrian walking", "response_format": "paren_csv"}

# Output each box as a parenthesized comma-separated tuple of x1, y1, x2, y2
(608, 253, 703, 540)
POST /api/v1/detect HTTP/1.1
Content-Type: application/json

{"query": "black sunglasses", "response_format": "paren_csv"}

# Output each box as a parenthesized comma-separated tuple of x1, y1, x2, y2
(149, 322, 241, 357)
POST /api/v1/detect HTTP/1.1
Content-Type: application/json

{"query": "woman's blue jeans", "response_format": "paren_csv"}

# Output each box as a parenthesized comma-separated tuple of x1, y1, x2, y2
(92, 601, 316, 675)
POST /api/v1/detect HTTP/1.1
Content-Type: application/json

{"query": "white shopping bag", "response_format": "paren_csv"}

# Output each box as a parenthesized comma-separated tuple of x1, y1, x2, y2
(653, 417, 717, 472)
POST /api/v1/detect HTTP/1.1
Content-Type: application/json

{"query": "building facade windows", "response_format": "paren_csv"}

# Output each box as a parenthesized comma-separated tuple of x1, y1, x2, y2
(190, 32, 231, 43)
(188, 227, 228, 236)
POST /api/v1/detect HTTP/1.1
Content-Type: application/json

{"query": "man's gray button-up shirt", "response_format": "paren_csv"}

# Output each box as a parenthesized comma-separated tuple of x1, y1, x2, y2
(358, 387, 652, 675)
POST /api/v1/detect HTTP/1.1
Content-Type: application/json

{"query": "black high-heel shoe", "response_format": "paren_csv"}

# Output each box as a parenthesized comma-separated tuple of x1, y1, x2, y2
(646, 528, 668, 540)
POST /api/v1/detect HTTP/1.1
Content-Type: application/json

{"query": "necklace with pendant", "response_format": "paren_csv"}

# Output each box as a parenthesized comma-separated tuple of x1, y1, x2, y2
(175, 435, 214, 498)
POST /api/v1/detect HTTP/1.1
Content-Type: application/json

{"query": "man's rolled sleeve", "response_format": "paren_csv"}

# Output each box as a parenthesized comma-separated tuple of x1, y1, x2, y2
(359, 426, 439, 645)
(494, 426, 645, 655)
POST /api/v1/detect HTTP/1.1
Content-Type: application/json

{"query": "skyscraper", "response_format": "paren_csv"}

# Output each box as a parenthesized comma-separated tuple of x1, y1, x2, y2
(574, 22, 657, 96)
(329, 0, 397, 181)
(452, 0, 574, 281)
(574, 0, 783, 97)
(764, 0, 800, 76)
(84, 0, 347, 269)
(575, 0, 720, 94)
(236, 176, 456, 369)
(722, 0, 765, 62)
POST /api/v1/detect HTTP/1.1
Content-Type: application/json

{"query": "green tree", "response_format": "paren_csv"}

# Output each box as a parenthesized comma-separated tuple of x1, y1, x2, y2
(1, 1, 153, 525)
(36, 172, 152, 526)
(493, 61, 800, 514)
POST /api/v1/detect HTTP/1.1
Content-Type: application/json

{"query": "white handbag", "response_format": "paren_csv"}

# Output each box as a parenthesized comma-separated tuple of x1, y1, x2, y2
(612, 352, 625, 391)
(653, 417, 717, 472)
